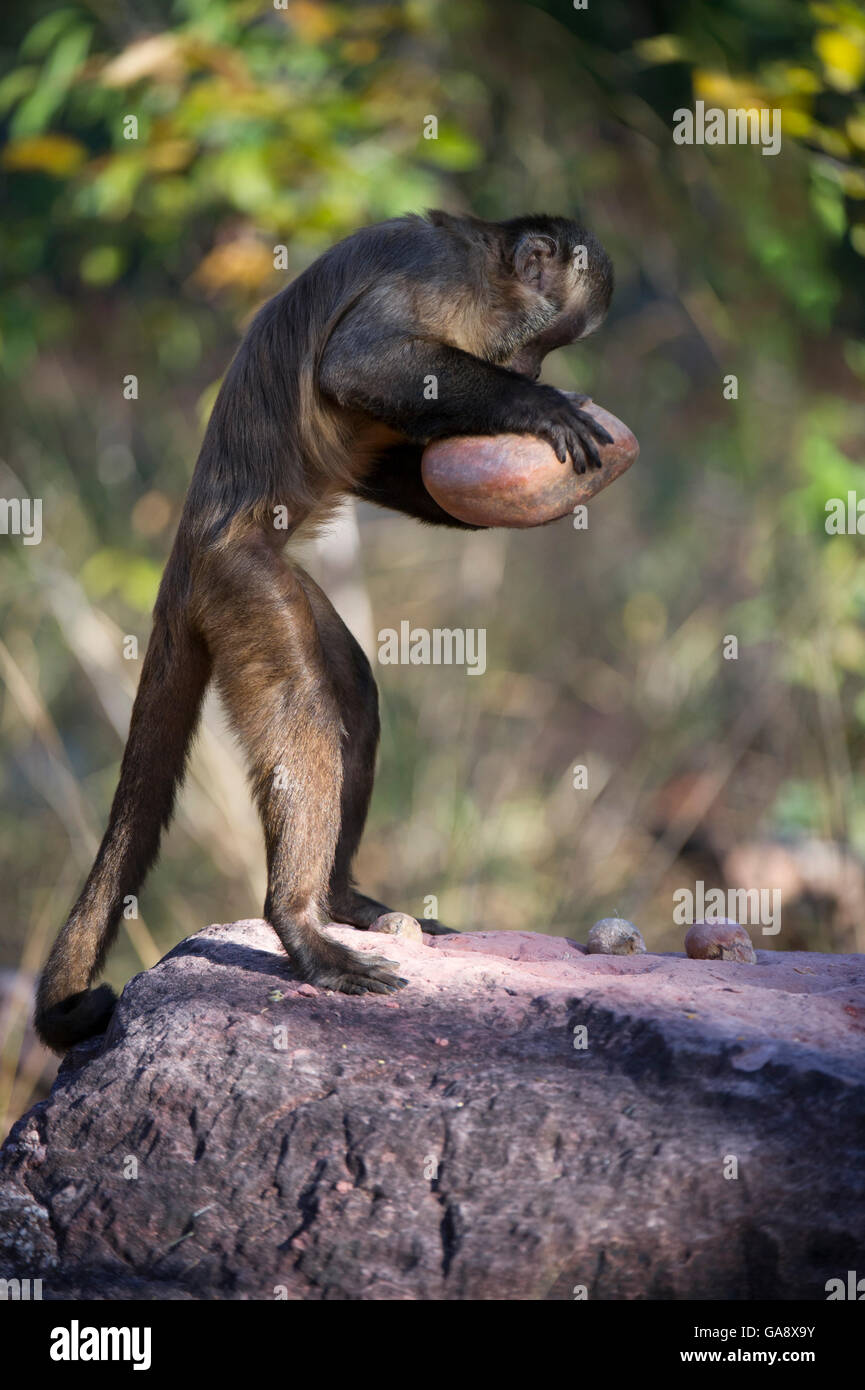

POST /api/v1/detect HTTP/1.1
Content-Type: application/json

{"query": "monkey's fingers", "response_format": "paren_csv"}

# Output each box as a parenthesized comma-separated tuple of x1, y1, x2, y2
(561, 425, 598, 473)
(576, 428, 603, 471)
(568, 406, 613, 446)
(541, 424, 571, 466)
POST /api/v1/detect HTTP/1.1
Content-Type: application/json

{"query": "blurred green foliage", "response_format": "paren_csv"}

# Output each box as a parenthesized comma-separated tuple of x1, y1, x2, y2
(1, 0, 865, 1069)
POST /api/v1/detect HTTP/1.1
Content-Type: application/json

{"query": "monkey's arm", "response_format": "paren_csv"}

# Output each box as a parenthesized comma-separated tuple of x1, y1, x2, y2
(353, 444, 484, 529)
(320, 318, 611, 471)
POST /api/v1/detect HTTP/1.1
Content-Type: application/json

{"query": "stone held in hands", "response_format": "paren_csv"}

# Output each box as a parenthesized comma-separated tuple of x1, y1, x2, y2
(421, 397, 638, 528)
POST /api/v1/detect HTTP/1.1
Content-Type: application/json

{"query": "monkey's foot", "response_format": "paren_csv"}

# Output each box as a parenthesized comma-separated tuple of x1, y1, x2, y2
(328, 888, 391, 928)
(417, 918, 460, 936)
(304, 933, 408, 995)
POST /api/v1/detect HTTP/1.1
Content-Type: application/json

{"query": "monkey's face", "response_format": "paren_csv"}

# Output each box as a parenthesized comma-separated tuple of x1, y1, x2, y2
(507, 294, 608, 380)
(506, 220, 613, 380)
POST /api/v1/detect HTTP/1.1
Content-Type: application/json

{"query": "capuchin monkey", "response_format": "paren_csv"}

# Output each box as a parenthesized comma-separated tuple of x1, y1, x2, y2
(35, 210, 613, 1052)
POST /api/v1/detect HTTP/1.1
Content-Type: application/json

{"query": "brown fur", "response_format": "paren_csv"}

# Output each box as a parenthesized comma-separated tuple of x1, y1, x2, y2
(35, 210, 612, 1052)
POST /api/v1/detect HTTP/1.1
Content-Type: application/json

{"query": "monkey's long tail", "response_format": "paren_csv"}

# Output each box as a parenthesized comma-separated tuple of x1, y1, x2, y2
(35, 606, 211, 1054)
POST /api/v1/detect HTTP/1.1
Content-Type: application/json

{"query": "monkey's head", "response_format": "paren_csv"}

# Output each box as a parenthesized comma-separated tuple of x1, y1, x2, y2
(498, 214, 614, 381)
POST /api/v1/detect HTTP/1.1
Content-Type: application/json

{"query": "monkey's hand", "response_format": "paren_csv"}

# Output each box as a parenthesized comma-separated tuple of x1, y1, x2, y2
(514, 386, 613, 473)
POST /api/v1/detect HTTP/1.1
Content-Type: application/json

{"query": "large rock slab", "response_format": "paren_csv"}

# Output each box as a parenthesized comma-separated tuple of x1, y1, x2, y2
(1, 920, 863, 1300)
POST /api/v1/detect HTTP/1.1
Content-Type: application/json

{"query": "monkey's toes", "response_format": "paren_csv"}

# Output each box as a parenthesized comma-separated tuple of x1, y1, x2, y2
(359, 953, 401, 971)
(322, 943, 409, 994)
(334, 968, 409, 995)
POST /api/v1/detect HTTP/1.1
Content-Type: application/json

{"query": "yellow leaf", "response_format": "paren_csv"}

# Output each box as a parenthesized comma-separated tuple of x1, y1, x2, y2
(2, 133, 86, 175)
(284, 1, 340, 42)
(780, 65, 822, 95)
(840, 167, 865, 197)
(101, 33, 184, 87)
(146, 138, 195, 173)
(634, 35, 686, 64)
(780, 105, 814, 138)
(813, 123, 852, 156)
(694, 70, 765, 109)
(193, 238, 274, 294)
(814, 28, 865, 91)
(341, 39, 378, 64)
(847, 108, 865, 147)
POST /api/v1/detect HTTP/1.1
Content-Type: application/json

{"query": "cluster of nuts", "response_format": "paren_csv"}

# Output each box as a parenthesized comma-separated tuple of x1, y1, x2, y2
(582, 915, 757, 961)
(368, 909, 759, 962)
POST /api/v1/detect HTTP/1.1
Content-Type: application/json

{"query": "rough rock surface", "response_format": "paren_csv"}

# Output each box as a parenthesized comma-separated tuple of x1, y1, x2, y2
(1, 920, 863, 1300)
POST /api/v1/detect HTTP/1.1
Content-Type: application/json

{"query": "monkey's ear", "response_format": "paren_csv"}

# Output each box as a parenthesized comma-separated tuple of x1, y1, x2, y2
(513, 233, 557, 289)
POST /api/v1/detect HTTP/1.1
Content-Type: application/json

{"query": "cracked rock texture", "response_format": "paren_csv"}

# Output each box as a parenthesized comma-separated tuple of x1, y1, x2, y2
(1, 919, 864, 1300)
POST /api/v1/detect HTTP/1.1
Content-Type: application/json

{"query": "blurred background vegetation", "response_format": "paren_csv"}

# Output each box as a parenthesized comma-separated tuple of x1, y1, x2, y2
(1, 0, 864, 1131)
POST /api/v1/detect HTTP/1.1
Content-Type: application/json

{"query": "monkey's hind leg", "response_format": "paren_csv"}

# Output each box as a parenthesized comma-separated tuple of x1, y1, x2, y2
(299, 574, 390, 929)
(298, 570, 458, 937)
(197, 536, 406, 994)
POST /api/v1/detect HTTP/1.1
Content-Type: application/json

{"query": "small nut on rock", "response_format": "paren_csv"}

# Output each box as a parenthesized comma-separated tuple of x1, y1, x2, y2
(372, 912, 423, 943)
(586, 918, 647, 955)
(685, 920, 757, 963)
